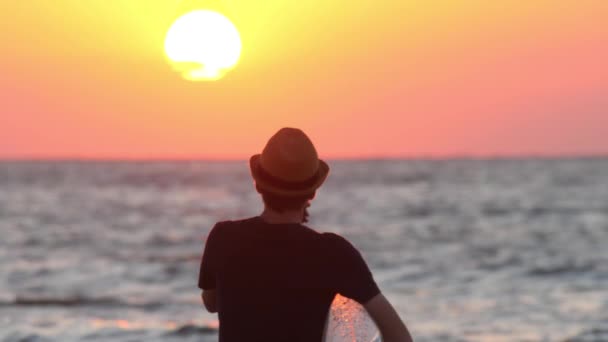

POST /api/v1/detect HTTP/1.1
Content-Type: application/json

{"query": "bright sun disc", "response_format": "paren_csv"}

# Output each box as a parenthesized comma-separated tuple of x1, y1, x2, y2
(164, 10, 242, 81)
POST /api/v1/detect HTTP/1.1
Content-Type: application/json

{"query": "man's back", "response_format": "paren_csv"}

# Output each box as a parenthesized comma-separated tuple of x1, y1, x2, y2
(198, 216, 380, 341)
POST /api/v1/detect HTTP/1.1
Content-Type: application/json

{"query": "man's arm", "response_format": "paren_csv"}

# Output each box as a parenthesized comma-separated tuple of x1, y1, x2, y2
(364, 293, 413, 342)
(201, 290, 217, 313)
(198, 223, 224, 313)
(327, 234, 412, 340)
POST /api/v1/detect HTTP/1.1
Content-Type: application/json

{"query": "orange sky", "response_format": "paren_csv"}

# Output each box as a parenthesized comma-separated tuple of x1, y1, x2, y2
(1, 0, 607, 159)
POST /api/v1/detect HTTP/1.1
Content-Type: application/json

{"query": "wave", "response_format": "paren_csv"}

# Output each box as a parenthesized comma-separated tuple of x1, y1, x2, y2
(2, 333, 52, 342)
(527, 261, 595, 277)
(564, 326, 608, 342)
(143, 254, 201, 263)
(165, 323, 218, 336)
(0, 295, 163, 310)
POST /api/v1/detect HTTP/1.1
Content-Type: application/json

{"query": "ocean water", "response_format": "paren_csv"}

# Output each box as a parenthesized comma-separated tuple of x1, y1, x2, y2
(1, 159, 607, 342)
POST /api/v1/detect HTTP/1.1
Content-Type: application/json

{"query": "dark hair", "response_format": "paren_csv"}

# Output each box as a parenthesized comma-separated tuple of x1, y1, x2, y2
(256, 184, 315, 213)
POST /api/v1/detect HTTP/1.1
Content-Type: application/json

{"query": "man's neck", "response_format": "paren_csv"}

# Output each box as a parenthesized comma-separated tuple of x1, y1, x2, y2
(260, 207, 304, 224)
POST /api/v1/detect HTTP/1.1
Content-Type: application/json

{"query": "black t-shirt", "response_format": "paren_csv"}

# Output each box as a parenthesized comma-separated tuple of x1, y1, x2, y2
(198, 216, 380, 342)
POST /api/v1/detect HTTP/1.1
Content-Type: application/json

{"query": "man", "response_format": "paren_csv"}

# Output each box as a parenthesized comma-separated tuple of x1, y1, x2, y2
(199, 128, 413, 341)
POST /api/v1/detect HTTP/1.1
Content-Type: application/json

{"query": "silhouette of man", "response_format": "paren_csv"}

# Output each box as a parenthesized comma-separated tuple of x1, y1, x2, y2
(199, 128, 413, 341)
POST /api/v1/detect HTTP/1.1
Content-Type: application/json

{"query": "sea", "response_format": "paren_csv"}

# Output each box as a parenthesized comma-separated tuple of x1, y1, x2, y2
(1, 159, 607, 342)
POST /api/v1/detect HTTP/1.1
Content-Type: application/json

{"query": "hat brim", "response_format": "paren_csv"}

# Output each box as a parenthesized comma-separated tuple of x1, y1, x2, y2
(249, 154, 329, 196)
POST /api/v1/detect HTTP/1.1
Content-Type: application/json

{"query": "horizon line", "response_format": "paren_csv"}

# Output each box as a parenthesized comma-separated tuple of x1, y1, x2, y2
(1, 153, 607, 162)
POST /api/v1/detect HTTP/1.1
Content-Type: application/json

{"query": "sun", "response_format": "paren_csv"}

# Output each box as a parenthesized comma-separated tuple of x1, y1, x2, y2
(164, 10, 242, 81)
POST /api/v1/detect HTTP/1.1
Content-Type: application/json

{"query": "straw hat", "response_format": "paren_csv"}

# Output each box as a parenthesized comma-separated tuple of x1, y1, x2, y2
(250, 128, 329, 196)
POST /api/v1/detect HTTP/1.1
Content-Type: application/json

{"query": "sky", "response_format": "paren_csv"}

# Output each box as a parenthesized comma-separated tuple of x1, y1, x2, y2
(1, 0, 607, 159)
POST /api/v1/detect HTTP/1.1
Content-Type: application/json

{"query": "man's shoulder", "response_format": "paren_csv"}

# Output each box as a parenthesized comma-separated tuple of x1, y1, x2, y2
(318, 232, 362, 259)
(215, 216, 257, 225)
(319, 231, 349, 245)
(211, 217, 258, 233)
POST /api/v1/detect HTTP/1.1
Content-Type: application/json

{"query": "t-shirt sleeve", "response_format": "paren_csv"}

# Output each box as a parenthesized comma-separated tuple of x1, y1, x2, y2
(198, 222, 223, 290)
(326, 233, 381, 304)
